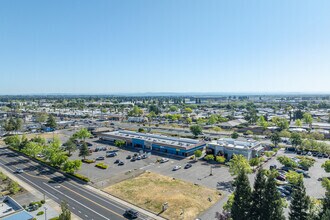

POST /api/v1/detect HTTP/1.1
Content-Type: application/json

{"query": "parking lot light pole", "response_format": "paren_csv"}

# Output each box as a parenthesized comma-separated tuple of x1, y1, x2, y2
(44, 206, 47, 220)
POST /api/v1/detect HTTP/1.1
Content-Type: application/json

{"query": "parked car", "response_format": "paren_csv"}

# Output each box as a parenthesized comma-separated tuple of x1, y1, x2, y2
(276, 175, 286, 181)
(126, 155, 132, 159)
(307, 151, 312, 156)
(281, 166, 293, 172)
(136, 156, 141, 160)
(160, 158, 169, 163)
(124, 209, 139, 218)
(184, 164, 192, 169)
(295, 169, 310, 178)
(173, 165, 181, 171)
(118, 161, 124, 166)
(141, 154, 148, 159)
(277, 186, 291, 196)
(270, 164, 277, 170)
(96, 156, 105, 160)
(130, 157, 136, 162)
(106, 152, 117, 157)
(114, 159, 120, 164)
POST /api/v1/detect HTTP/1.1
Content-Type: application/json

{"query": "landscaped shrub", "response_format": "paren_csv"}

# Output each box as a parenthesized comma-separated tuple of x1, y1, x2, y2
(81, 159, 95, 164)
(72, 173, 90, 182)
(37, 211, 44, 216)
(49, 217, 59, 220)
(95, 162, 108, 169)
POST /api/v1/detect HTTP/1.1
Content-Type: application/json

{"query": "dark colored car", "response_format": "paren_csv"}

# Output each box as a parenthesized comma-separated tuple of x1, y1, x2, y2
(276, 175, 286, 181)
(114, 159, 120, 164)
(130, 157, 136, 162)
(118, 161, 124, 166)
(184, 164, 192, 169)
(124, 209, 139, 218)
(126, 155, 132, 159)
(281, 166, 293, 172)
(270, 165, 277, 170)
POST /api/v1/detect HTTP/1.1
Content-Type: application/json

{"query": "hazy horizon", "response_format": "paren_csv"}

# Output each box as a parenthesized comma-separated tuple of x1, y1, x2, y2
(1, 1, 330, 94)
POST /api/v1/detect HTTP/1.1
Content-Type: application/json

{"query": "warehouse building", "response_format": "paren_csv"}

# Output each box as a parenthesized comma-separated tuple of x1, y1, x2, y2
(207, 138, 264, 160)
(100, 130, 206, 157)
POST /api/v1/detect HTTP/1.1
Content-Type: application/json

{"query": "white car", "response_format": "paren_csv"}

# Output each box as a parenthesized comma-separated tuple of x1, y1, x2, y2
(172, 165, 181, 171)
(160, 158, 169, 163)
(15, 168, 24, 174)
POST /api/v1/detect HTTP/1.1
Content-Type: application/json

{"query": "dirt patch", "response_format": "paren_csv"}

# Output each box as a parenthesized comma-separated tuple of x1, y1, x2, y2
(104, 172, 221, 220)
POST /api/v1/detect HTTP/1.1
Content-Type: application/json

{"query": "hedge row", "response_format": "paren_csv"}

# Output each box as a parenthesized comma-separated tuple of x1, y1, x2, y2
(72, 173, 90, 182)
(95, 163, 108, 169)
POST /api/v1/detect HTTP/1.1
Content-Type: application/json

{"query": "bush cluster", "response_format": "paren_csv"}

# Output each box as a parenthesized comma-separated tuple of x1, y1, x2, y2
(72, 173, 90, 182)
(95, 162, 108, 169)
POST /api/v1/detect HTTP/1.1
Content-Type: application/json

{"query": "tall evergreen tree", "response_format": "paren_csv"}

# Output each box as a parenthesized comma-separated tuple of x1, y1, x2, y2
(289, 178, 310, 220)
(320, 190, 330, 219)
(231, 170, 252, 220)
(248, 169, 267, 220)
(263, 172, 285, 220)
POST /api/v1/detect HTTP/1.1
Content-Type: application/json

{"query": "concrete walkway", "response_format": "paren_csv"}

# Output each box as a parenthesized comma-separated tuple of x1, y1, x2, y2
(0, 158, 81, 220)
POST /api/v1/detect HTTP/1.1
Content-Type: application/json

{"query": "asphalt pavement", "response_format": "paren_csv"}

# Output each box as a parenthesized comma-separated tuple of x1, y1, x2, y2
(0, 147, 158, 220)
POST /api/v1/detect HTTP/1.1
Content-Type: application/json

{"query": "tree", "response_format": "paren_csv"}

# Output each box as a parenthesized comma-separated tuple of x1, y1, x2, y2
(4, 135, 21, 149)
(59, 201, 71, 220)
(231, 170, 252, 220)
(272, 117, 289, 131)
(277, 156, 297, 168)
(303, 113, 313, 129)
(231, 132, 239, 139)
(194, 150, 202, 159)
(79, 142, 90, 160)
(289, 178, 310, 220)
(208, 115, 218, 125)
(128, 105, 143, 116)
(322, 160, 330, 173)
(63, 139, 77, 156)
(270, 132, 281, 147)
(73, 128, 91, 143)
(62, 160, 82, 174)
(249, 157, 260, 167)
(257, 116, 268, 130)
(185, 117, 192, 124)
(248, 169, 267, 220)
(184, 107, 193, 114)
(290, 132, 302, 148)
(295, 119, 303, 127)
(190, 125, 202, 137)
(169, 106, 178, 112)
(263, 171, 285, 220)
(229, 154, 252, 176)
(35, 112, 48, 124)
(320, 190, 330, 219)
(22, 142, 43, 158)
(114, 140, 126, 147)
(46, 115, 57, 130)
(286, 171, 303, 185)
(298, 157, 315, 170)
(148, 105, 161, 115)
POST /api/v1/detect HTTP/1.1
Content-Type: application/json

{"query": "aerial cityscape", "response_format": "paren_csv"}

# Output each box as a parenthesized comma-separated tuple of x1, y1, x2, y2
(1, 1, 330, 220)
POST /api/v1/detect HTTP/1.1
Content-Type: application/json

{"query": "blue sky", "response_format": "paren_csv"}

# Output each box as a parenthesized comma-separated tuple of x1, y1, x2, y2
(1, 0, 330, 94)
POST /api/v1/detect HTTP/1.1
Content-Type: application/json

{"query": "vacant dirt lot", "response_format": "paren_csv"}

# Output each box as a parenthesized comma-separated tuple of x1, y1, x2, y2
(104, 172, 221, 220)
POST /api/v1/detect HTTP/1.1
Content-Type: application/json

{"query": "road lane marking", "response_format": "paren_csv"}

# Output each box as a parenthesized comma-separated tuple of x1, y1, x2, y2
(43, 183, 111, 220)
(0, 161, 59, 201)
(59, 184, 125, 219)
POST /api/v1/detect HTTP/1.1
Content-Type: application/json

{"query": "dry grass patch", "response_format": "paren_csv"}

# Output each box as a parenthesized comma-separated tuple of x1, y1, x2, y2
(104, 172, 221, 220)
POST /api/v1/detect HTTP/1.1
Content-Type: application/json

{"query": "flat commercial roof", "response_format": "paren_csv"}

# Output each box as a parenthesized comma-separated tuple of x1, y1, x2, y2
(209, 138, 261, 150)
(102, 130, 205, 150)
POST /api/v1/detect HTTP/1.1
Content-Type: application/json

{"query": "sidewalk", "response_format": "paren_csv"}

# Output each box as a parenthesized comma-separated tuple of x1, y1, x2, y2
(0, 165, 81, 220)
(85, 184, 166, 220)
